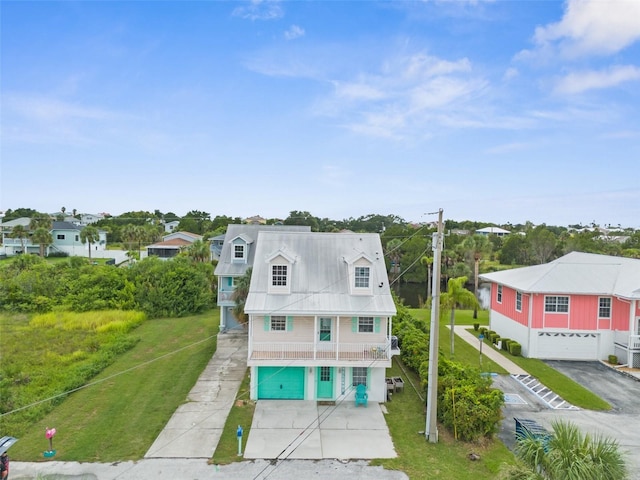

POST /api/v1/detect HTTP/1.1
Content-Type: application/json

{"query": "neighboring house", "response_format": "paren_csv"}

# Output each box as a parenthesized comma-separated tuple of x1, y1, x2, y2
(480, 252, 640, 365)
(214, 224, 311, 332)
(476, 226, 510, 236)
(0, 218, 107, 256)
(209, 233, 225, 261)
(164, 220, 180, 233)
(146, 231, 202, 259)
(51, 221, 107, 256)
(244, 231, 398, 403)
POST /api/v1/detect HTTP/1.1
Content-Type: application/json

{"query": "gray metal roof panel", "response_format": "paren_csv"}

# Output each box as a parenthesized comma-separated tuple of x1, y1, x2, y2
(480, 252, 640, 299)
(245, 231, 396, 316)
(214, 224, 311, 276)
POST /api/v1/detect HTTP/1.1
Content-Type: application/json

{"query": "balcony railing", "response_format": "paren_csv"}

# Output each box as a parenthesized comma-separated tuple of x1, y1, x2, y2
(217, 290, 235, 303)
(250, 341, 391, 362)
(613, 331, 640, 350)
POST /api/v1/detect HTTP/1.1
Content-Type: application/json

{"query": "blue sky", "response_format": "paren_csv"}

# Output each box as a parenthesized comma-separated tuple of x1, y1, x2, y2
(2, 0, 639, 227)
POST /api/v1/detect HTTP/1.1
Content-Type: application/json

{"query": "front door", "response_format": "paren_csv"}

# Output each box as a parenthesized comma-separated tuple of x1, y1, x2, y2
(319, 317, 332, 342)
(317, 366, 334, 399)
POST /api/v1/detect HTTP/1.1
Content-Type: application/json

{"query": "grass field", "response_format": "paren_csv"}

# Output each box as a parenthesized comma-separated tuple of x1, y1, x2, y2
(6, 311, 219, 461)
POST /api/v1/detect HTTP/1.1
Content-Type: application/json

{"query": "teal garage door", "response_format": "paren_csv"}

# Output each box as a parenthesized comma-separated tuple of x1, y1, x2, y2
(257, 367, 305, 399)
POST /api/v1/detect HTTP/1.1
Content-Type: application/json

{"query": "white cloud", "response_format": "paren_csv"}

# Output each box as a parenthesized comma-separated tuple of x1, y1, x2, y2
(503, 67, 519, 81)
(284, 25, 305, 40)
(554, 65, 640, 94)
(530, 0, 640, 58)
(485, 142, 533, 154)
(232, 0, 283, 21)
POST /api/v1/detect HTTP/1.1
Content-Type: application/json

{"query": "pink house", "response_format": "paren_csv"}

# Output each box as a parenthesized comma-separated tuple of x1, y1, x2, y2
(479, 252, 640, 365)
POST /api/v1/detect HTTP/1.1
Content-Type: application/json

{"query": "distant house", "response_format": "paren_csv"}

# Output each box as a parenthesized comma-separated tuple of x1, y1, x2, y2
(0, 218, 107, 256)
(146, 231, 202, 260)
(214, 224, 311, 332)
(79, 213, 104, 225)
(164, 220, 180, 233)
(476, 226, 510, 236)
(244, 215, 267, 225)
(245, 231, 398, 402)
(480, 252, 640, 365)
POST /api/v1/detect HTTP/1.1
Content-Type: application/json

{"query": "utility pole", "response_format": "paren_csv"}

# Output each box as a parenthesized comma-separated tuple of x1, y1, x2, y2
(425, 208, 443, 443)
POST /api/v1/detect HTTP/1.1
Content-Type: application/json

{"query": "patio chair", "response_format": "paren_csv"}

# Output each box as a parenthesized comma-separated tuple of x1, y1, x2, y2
(354, 384, 368, 407)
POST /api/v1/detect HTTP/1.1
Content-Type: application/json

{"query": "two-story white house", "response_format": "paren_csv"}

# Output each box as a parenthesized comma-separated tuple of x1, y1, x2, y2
(214, 224, 311, 332)
(244, 231, 397, 403)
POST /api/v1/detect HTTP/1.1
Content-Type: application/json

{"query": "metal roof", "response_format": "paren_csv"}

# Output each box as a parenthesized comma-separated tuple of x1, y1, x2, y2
(480, 251, 640, 299)
(214, 224, 311, 277)
(245, 231, 396, 316)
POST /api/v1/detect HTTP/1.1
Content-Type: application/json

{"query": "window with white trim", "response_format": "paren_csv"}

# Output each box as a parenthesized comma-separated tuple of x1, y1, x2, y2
(352, 367, 367, 387)
(270, 316, 286, 331)
(355, 266, 370, 288)
(599, 297, 611, 318)
(57, 234, 65, 240)
(358, 317, 374, 333)
(545, 296, 569, 313)
(516, 291, 522, 312)
(497, 285, 503, 303)
(234, 244, 245, 260)
(271, 265, 288, 286)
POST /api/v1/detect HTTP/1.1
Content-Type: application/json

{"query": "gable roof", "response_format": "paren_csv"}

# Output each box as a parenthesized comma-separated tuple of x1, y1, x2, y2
(480, 251, 640, 300)
(245, 231, 396, 317)
(214, 224, 311, 277)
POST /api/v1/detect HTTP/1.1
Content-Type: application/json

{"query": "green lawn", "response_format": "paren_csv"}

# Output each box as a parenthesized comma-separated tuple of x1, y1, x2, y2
(7, 310, 219, 462)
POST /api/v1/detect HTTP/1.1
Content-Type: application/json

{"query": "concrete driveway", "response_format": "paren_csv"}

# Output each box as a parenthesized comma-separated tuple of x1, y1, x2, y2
(243, 400, 397, 460)
(495, 362, 640, 480)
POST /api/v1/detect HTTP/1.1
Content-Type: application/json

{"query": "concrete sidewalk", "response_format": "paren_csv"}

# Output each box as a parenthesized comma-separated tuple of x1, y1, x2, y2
(452, 325, 528, 375)
(144, 330, 248, 458)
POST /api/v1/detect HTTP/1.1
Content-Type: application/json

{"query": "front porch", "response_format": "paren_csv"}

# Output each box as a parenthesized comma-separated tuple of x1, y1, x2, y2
(613, 332, 640, 368)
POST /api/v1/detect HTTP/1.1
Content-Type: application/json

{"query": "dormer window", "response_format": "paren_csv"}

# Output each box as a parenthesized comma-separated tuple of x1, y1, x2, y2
(355, 266, 370, 288)
(234, 244, 245, 260)
(272, 265, 288, 287)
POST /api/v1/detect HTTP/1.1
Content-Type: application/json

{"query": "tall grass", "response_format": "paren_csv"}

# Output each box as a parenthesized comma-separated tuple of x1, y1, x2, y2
(30, 310, 146, 332)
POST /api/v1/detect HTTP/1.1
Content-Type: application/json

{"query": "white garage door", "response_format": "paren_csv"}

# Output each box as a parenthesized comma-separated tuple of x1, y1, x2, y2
(536, 332, 599, 360)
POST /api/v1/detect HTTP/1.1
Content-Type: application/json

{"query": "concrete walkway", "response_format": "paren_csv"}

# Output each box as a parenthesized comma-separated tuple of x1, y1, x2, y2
(452, 325, 528, 375)
(144, 330, 248, 458)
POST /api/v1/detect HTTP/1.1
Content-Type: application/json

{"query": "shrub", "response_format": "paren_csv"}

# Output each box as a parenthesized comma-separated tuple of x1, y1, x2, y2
(479, 327, 488, 335)
(509, 342, 522, 356)
(608, 354, 618, 365)
(493, 335, 501, 345)
(501, 338, 511, 351)
(473, 323, 480, 331)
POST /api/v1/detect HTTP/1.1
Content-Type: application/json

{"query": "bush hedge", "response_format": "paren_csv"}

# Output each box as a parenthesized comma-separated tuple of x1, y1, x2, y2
(509, 342, 522, 356)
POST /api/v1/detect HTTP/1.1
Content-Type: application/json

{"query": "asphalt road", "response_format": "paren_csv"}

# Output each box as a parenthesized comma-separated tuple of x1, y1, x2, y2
(495, 361, 640, 480)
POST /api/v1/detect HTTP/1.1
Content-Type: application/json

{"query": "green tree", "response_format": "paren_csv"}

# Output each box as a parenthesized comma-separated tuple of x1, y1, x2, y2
(185, 239, 210, 263)
(503, 420, 626, 480)
(529, 226, 557, 264)
(500, 234, 531, 265)
(80, 226, 100, 261)
(284, 210, 319, 231)
(440, 276, 479, 357)
(8, 224, 28, 253)
(31, 227, 53, 257)
(231, 268, 252, 324)
(29, 213, 52, 231)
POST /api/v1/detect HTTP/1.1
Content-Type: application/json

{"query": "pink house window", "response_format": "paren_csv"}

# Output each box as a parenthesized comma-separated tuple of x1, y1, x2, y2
(516, 291, 522, 312)
(497, 285, 503, 303)
(598, 298, 611, 318)
(545, 296, 569, 313)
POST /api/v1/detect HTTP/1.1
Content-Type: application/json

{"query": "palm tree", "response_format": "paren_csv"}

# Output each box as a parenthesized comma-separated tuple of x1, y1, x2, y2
(29, 213, 52, 231)
(440, 276, 479, 357)
(231, 268, 252, 325)
(460, 234, 491, 319)
(31, 227, 53, 257)
(8, 224, 28, 253)
(80, 225, 100, 261)
(420, 255, 433, 307)
(503, 420, 626, 480)
(187, 239, 210, 263)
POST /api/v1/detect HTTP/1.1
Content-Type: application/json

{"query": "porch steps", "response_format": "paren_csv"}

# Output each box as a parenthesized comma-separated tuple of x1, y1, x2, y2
(511, 374, 579, 410)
